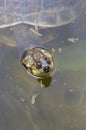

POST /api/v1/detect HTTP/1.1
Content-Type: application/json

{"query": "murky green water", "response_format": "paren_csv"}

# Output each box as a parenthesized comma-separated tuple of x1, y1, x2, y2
(0, 7, 86, 130)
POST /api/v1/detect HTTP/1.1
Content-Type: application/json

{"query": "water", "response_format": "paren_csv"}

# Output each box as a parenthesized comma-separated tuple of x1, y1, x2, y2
(0, 7, 86, 130)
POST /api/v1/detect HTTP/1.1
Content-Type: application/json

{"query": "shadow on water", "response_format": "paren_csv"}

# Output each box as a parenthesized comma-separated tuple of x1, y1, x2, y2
(0, 7, 86, 130)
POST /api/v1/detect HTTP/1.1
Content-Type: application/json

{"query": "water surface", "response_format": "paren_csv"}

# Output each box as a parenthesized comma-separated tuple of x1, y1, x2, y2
(0, 7, 86, 130)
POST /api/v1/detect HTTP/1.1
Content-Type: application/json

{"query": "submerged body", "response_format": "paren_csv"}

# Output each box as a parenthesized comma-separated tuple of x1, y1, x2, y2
(0, 0, 84, 28)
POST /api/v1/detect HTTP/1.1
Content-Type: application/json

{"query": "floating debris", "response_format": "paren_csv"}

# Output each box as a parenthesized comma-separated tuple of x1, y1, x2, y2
(51, 48, 55, 52)
(69, 89, 72, 92)
(31, 93, 39, 104)
(20, 97, 26, 103)
(64, 82, 67, 86)
(30, 28, 42, 36)
(58, 48, 62, 53)
(68, 37, 79, 43)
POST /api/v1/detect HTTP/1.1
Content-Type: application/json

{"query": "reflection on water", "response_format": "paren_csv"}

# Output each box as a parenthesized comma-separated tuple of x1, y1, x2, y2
(0, 8, 86, 130)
